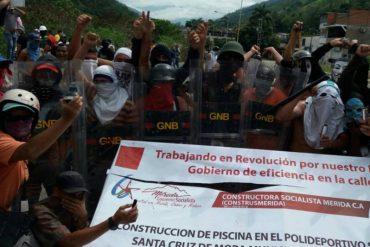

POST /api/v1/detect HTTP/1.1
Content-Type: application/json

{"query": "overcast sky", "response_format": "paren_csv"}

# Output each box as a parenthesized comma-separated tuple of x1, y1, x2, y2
(118, 0, 267, 23)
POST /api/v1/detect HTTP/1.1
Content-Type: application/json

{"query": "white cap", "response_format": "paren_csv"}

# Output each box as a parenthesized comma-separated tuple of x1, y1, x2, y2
(39, 25, 47, 31)
(114, 47, 132, 60)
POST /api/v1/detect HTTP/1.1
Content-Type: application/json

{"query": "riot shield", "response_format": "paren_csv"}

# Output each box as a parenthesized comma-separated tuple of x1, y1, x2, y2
(240, 61, 289, 151)
(199, 59, 245, 147)
(138, 62, 197, 143)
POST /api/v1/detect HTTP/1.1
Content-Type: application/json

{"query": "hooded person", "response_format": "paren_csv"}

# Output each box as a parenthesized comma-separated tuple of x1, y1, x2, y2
(203, 41, 245, 103)
(345, 98, 365, 125)
(113, 47, 134, 95)
(98, 39, 114, 60)
(29, 54, 63, 106)
(144, 63, 176, 111)
(303, 80, 346, 150)
(26, 31, 42, 62)
(150, 44, 173, 67)
(92, 65, 129, 125)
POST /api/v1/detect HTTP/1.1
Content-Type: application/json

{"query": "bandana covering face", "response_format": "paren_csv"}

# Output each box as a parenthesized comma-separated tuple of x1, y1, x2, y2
(113, 61, 134, 96)
(144, 83, 175, 111)
(4, 118, 33, 141)
(93, 65, 128, 125)
(255, 78, 273, 101)
(81, 59, 98, 82)
(345, 98, 364, 124)
(303, 81, 345, 149)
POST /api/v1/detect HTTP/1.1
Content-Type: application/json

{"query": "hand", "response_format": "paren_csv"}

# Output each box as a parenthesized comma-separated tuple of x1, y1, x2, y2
(83, 32, 98, 50)
(76, 14, 92, 31)
(291, 21, 303, 33)
(141, 11, 155, 35)
(188, 29, 200, 49)
(248, 45, 260, 56)
(132, 16, 144, 39)
(320, 135, 333, 149)
(112, 204, 138, 225)
(61, 194, 88, 226)
(359, 117, 370, 136)
(355, 44, 370, 57)
(329, 38, 345, 47)
(110, 100, 139, 125)
(60, 96, 83, 122)
(196, 22, 208, 47)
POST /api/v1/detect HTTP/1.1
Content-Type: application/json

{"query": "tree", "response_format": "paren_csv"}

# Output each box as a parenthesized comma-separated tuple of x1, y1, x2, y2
(239, 4, 279, 51)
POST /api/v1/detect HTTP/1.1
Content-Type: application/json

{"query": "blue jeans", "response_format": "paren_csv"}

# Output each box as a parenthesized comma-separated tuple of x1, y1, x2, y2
(3, 31, 18, 60)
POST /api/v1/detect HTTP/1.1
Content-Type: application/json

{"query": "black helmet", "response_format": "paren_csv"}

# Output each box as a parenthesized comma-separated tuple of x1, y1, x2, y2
(150, 63, 176, 83)
(292, 50, 312, 61)
(256, 64, 275, 81)
(218, 41, 244, 62)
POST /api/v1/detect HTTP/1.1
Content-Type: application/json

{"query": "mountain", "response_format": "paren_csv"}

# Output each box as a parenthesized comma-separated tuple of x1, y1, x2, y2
(216, 0, 370, 34)
(20, 0, 138, 47)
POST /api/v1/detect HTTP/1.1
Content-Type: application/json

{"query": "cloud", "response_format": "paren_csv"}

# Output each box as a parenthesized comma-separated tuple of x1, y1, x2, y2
(119, 0, 267, 22)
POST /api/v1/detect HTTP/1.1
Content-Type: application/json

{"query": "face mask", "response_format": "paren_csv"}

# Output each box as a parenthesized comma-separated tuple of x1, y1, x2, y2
(218, 61, 242, 85)
(255, 78, 272, 101)
(113, 61, 134, 89)
(81, 59, 98, 82)
(95, 82, 119, 99)
(145, 83, 174, 111)
(345, 98, 364, 124)
(4, 118, 33, 141)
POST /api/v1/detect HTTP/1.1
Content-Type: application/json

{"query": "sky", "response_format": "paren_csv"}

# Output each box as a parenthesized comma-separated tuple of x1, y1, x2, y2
(118, 0, 267, 23)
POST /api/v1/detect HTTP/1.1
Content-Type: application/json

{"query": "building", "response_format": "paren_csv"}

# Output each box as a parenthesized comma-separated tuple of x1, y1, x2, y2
(301, 9, 370, 64)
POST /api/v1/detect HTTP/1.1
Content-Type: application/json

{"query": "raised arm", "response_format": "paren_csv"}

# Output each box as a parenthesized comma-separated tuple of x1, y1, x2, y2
(68, 14, 92, 60)
(283, 21, 303, 61)
(10, 96, 83, 162)
(263, 46, 282, 64)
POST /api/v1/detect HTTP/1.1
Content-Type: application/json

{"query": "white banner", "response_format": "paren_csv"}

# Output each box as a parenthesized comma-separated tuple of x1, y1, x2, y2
(87, 140, 370, 247)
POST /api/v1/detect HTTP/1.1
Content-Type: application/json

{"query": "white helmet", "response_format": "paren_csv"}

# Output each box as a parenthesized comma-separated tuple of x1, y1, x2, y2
(39, 25, 47, 31)
(0, 89, 40, 113)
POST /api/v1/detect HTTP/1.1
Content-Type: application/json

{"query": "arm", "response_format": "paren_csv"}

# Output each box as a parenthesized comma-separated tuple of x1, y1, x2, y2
(9, 96, 83, 162)
(0, 0, 10, 9)
(283, 21, 303, 61)
(139, 11, 155, 82)
(68, 14, 92, 60)
(244, 45, 260, 62)
(337, 44, 370, 102)
(57, 205, 138, 247)
(263, 46, 282, 64)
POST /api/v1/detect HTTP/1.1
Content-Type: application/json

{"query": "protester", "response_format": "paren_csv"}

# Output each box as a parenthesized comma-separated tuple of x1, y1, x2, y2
(0, 88, 82, 246)
(145, 63, 176, 111)
(203, 41, 245, 103)
(30, 170, 138, 247)
(275, 80, 348, 154)
(98, 39, 115, 60)
(3, 4, 25, 60)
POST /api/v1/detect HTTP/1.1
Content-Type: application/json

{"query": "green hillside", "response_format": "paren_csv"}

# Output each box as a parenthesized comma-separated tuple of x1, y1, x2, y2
(219, 0, 370, 34)
(0, 0, 185, 56)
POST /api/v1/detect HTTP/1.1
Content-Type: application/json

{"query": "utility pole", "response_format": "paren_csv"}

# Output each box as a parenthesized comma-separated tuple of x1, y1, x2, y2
(257, 18, 263, 47)
(237, 0, 243, 42)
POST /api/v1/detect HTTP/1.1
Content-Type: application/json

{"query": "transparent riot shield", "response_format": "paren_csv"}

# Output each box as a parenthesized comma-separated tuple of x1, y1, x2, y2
(199, 59, 245, 147)
(8, 59, 86, 206)
(138, 62, 196, 143)
(79, 59, 140, 214)
(240, 61, 290, 151)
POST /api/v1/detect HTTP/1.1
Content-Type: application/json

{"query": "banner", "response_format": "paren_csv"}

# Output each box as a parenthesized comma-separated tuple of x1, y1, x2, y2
(87, 141, 370, 247)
